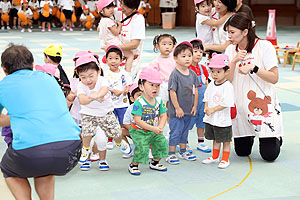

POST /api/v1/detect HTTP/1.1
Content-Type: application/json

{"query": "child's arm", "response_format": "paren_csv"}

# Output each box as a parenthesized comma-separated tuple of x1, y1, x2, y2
(123, 124, 130, 130)
(108, 20, 122, 36)
(0, 114, 10, 127)
(157, 112, 167, 132)
(191, 88, 198, 116)
(205, 105, 226, 116)
(202, 12, 233, 27)
(134, 115, 162, 134)
(78, 94, 93, 105)
(89, 86, 109, 102)
(169, 89, 184, 118)
(111, 89, 122, 96)
(123, 85, 130, 95)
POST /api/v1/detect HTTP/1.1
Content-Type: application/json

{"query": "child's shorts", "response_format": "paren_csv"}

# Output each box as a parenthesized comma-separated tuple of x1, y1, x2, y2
(113, 107, 128, 125)
(129, 127, 168, 164)
(189, 100, 205, 130)
(81, 112, 121, 138)
(169, 116, 192, 146)
(63, 9, 73, 19)
(10, 8, 18, 18)
(204, 123, 232, 143)
(40, 14, 53, 22)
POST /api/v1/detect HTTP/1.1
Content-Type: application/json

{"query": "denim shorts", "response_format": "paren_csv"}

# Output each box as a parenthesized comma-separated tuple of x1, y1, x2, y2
(169, 116, 192, 146)
(113, 107, 128, 125)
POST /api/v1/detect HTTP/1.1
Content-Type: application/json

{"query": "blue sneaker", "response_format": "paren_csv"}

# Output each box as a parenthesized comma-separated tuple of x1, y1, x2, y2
(98, 161, 110, 171)
(197, 143, 212, 153)
(178, 152, 197, 161)
(186, 144, 193, 153)
(128, 165, 141, 175)
(80, 160, 91, 171)
(166, 154, 180, 165)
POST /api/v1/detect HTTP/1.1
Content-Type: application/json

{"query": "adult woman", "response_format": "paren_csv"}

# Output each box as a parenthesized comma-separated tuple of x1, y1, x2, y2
(118, 0, 145, 76)
(0, 44, 81, 199)
(224, 13, 283, 161)
(204, 0, 236, 53)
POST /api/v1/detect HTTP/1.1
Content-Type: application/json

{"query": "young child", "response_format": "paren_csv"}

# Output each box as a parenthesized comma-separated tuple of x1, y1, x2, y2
(80, 5, 95, 31)
(202, 53, 234, 169)
(188, 39, 211, 153)
(138, 0, 151, 27)
(0, 0, 11, 30)
(18, 0, 33, 32)
(121, 82, 142, 159)
(40, 0, 53, 32)
(166, 41, 199, 165)
(75, 54, 132, 165)
(194, 0, 232, 44)
(149, 34, 177, 107)
(60, 0, 75, 31)
(97, 0, 134, 72)
(11, 0, 22, 29)
(128, 67, 168, 175)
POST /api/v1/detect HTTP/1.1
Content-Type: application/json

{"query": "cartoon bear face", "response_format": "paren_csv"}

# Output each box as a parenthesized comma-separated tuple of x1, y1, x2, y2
(247, 90, 271, 116)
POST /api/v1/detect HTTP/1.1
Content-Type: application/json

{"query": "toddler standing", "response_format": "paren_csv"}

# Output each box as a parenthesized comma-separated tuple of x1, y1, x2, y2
(202, 53, 234, 169)
(0, 0, 11, 30)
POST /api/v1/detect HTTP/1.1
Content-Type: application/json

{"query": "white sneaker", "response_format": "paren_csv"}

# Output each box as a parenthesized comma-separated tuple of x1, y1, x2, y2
(79, 147, 90, 163)
(197, 143, 212, 153)
(202, 157, 219, 164)
(122, 150, 134, 159)
(81, 28, 85, 31)
(21, 28, 25, 32)
(166, 154, 180, 165)
(80, 160, 91, 171)
(89, 28, 93, 31)
(149, 163, 167, 171)
(128, 165, 140, 175)
(1, 27, 4, 30)
(27, 28, 32, 32)
(178, 152, 197, 161)
(118, 140, 132, 154)
(98, 160, 110, 171)
(218, 160, 230, 169)
(106, 141, 114, 150)
(69, 28, 73, 32)
(90, 153, 99, 162)
(7, 26, 10, 30)
(62, 27, 66, 32)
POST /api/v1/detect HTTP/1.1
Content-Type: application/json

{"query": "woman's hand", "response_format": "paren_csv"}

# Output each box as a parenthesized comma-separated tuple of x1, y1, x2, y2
(232, 50, 247, 64)
(238, 63, 254, 75)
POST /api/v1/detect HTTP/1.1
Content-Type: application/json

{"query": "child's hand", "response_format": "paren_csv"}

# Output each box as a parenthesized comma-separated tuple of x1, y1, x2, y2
(153, 126, 163, 135)
(66, 92, 76, 102)
(88, 92, 99, 100)
(116, 20, 122, 27)
(123, 88, 129, 96)
(204, 107, 215, 116)
(96, 96, 104, 103)
(191, 106, 197, 116)
(112, 89, 122, 97)
(175, 107, 184, 118)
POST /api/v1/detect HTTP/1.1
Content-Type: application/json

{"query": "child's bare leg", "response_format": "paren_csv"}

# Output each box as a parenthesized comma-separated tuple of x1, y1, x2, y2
(123, 50, 134, 73)
(42, 21, 45, 29)
(82, 136, 92, 148)
(13, 17, 17, 27)
(122, 127, 130, 144)
(197, 128, 204, 138)
(99, 150, 106, 160)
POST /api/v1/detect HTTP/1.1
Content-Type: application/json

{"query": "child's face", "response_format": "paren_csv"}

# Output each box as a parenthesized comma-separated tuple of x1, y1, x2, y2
(192, 47, 203, 65)
(157, 37, 174, 57)
(101, 6, 114, 17)
(106, 52, 122, 72)
(83, 9, 89, 15)
(140, 81, 160, 98)
(23, 2, 28, 8)
(130, 90, 142, 102)
(210, 68, 228, 84)
(174, 49, 193, 68)
(198, 1, 212, 16)
(78, 69, 100, 90)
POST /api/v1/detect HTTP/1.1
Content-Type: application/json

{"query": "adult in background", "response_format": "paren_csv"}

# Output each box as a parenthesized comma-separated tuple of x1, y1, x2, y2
(235, 0, 254, 22)
(0, 44, 81, 199)
(224, 13, 283, 161)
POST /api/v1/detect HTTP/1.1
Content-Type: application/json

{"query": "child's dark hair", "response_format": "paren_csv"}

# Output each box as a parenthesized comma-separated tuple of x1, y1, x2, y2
(153, 34, 177, 52)
(195, 0, 212, 9)
(190, 40, 204, 51)
(131, 87, 141, 98)
(1, 43, 33, 74)
(99, 2, 115, 18)
(76, 62, 100, 75)
(44, 53, 62, 64)
(173, 44, 193, 57)
(106, 48, 122, 59)
(138, 79, 147, 86)
(210, 66, 230, 72)
(122, 0, 141, 10)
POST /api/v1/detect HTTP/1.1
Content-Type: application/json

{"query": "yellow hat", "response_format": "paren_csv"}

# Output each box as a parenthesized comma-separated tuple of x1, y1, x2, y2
(43, 45, 62, 57)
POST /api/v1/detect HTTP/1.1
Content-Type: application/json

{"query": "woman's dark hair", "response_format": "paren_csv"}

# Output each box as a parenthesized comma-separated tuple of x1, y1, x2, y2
(1, 43, 33, 74)
(106, 48, 123, 59)
(173, 44, 193, 57)
(153, 34, 177, 52)
(220, 0, 237, 12)
(190, 40, 204, 51)
(122, 0, 141, 10)
(44, 53, 62, 64)
(76, 62, 100, 75)
(224, 12, 259, 53)
(99, 2, 115, 18)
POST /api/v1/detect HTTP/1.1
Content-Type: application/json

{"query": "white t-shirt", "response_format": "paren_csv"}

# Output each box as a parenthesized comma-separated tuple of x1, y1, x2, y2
(104, 69, 132, 108)
(87, 1, 96, 12)
(77, 75, 114, 117)
(40, 0, 53, 13)
(18, 8, 33, 16)
(60, 0, 74, 11)
(98, 17, 122, 49)
(29, 1, 40, 12)
(123, 104, 133, 125)
(196, 13, 214, 45)
(80, 13, 94, 21)
(225, 39, 284, 138)
(212, 12, 229, 45)
(1, 2, 11, 13)
(203, 80, 234, 127)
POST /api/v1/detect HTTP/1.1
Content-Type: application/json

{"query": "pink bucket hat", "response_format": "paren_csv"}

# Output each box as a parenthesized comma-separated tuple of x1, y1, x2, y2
(129, 82, 139, 96)
(35, 64, 60, 78)
(96, 0, 114, 11)
(106, 45, 124, 58)
(173, 41, 193, 56)
(209, 53, 230, 68)
(73, 51, 99, 62)
(194, 0, 205, 5)
(75, 54, 98, 70)
(139, 67, 162, 84)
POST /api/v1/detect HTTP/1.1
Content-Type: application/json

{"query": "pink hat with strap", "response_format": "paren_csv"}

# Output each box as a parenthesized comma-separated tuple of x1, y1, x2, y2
(194, 0, 205, 5)
(173, 41, 193, 56)
(35, 63, 60, 78)
(96, 0, 114, 11)
(75, 54, 98, 70)
(106, 45, 124, 58)
(129, 82, 139, 96)
(209, 53, 230, 68)
(139, 67, 162, 84)
(73, 51, 99, 63)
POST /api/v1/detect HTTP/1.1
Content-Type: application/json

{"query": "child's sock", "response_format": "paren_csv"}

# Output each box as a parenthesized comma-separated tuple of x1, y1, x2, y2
(151, 160, 159, 166)
(108, 138, 113, 143)
(99, 160, 105, 163)
(180, 148, 186, 154)
(198, 137, 204, 143)
(212, 149, 220, 159)
(222, 151, 230, 162)
(168, 151, 175, 155)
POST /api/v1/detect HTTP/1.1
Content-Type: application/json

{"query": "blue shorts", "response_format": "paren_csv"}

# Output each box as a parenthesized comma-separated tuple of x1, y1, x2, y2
(169, 116, 192, 146)
(113, 107, 128, 125)
(189, 100, 205, 130)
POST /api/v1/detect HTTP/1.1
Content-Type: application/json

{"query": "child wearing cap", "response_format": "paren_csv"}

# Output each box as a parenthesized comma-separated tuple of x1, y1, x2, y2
(166, 41, 200, 165)
(75, 54, 132, 169)
(121, 82, 142, 159)
(60, 0, 75, 31)
(80, 5, 95, 31)
(202, 53, 234, 169)
(18, 0, 33, 32)
(128, 67, 168, 175)
(188, 39, 211, 153)
(97, 0, 134, 73)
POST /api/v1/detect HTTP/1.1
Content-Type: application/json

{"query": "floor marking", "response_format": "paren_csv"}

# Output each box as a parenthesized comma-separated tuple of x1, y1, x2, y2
(207, 156, 253, 200)
(275, 86, 300, 94)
